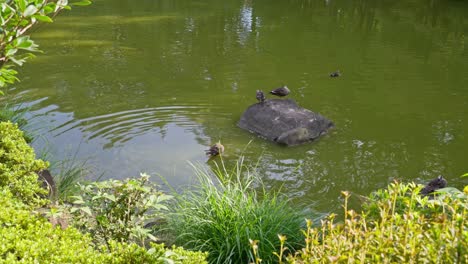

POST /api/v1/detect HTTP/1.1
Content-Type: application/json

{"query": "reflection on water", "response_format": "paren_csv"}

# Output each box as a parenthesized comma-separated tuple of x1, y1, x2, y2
(7, 0, 468, 214)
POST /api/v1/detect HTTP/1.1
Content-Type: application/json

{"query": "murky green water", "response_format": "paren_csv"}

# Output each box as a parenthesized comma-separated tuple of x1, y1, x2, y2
(8, 0, 468, 213)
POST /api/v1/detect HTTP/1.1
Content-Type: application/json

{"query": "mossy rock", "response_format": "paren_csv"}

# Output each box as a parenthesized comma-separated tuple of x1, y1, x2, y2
(238, 99, 334, 146)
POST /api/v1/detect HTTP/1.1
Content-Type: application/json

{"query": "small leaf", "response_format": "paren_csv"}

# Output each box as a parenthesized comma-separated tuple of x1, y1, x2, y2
(17, 0, 27, 12)
(103, 193, 116, 202)
(5, 48, 18, 57)
(23, 5, 39, 17)
(33, 15, 53, 23)
(80, 206, 92, 216)
(461, 173, 468, 178)
(71, 0, 92, 6)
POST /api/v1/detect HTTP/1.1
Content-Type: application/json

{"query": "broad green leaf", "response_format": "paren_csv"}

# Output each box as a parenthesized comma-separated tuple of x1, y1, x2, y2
(5, 48, 18, 57)
(23, 5, 38, 17)
(80, 206, 92, 216)
(33, 15, 53, 23)
(16, 0, 27, 12)
(461, 173, 468, 178)
(103, 193, 116, 202)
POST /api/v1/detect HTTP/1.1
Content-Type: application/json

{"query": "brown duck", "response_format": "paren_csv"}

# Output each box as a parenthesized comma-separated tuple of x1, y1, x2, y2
(269, 86, 290, 97)
(205, 142, 225, 157)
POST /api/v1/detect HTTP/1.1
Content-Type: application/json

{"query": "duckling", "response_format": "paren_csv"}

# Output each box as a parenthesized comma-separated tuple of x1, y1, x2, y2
(329, 70, 341, 78)
(419, 175, 447, 196)
(205, 142, 225, 157)
(269, 86, 290, 97)
(256, 90, 266, 103)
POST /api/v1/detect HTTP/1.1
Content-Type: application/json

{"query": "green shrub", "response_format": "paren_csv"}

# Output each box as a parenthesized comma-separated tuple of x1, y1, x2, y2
(260, 182, 468, 263)
(0, 188, 106, 263)
(107, 242, 208, 264)
(0, 188, 207, 263)
(167, 159, 306, 264)
(0, 121, 48, 206)
(0, 103, 34, 142)
(70, 173, 173, 247)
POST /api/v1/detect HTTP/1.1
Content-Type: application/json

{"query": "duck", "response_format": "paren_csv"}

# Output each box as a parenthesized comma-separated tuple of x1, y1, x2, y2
(205, 142, 225, 157)
(256, 90, 266, 103)
(269, 86, 290, 97)
(330, 70, 341, 78)
(419, 175, 447, 196)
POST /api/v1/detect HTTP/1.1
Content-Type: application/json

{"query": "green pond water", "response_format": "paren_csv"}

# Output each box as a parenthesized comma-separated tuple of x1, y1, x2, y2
(8, 0, 468, 214)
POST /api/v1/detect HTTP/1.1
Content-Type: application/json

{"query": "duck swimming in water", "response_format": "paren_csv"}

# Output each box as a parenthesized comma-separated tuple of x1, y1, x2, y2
(270, 86, 290, 97)
(330, 70, 341, 78)
(205, 142, 225, 157)
(256, 90, 266, 103)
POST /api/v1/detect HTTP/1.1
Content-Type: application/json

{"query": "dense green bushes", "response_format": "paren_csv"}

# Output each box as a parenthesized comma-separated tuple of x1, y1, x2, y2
(257, 182, 468, 263)
(0, 121, 208, 263)
(0, 188, 208, 263)
(0, 121, 48, 206)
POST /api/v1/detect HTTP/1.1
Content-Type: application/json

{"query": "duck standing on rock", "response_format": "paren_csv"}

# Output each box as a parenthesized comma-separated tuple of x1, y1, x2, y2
(329, 70, 341, 78)
(256, 90, 266, 103)
(205, 142, 225, 157)
(270, 86, 290, 97)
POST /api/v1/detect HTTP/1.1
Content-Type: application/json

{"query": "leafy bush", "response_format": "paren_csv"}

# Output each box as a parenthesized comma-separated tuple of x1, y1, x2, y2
(0, 121, 48, 206)
(70, 173, 173, 247)
(0, 103, 33, 142)
(259, 182, 468, 263)
(0, 188, 207, 263)
(167, 159, 306, 264)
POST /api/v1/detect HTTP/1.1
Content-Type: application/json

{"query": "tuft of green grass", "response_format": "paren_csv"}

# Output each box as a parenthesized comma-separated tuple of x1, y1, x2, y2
(39, 145, 93, 202)
(165, 157, 306, 264)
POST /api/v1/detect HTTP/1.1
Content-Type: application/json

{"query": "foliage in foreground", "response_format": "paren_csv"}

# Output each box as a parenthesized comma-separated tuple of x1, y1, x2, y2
(70, 174, 173, 248)
(0, 188, 208, 263)
(0, 121, 47, 206)
(256, 181, 468, 263)
(0, 121, 207, 263)
(166, 159, 306, 264)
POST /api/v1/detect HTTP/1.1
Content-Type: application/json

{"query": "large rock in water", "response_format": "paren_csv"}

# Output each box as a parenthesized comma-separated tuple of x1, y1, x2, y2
(238, 99, 334, 146)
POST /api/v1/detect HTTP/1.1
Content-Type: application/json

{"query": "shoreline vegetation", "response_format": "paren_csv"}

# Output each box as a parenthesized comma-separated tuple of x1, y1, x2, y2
(0, 120, 467, 263)
(1, 1, 467, 263)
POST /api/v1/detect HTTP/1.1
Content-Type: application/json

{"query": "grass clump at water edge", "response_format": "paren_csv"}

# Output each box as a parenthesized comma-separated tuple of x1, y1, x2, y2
(165, 157, 306, 264)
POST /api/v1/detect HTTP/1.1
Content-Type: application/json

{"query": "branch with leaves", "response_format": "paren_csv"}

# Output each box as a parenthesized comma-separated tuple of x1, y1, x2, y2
(0, 0, 91, 93)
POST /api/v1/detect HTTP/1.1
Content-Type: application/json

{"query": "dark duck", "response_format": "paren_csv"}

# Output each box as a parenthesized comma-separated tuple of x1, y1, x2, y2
(329, 70, 341, 78)
(419, 175, 447, 196)
(256, 90, 266, 103)
(269, 86, 290, 97)
(205, 142, 225, 157)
